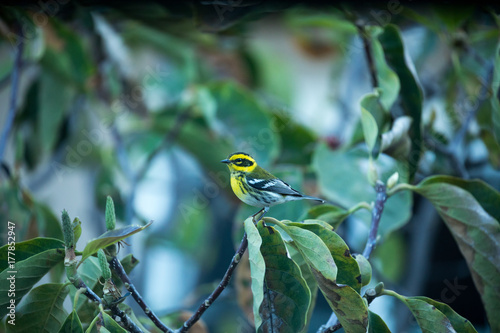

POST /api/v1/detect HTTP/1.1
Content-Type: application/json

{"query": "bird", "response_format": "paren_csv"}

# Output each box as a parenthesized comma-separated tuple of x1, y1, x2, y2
(221, 152, 325, 221)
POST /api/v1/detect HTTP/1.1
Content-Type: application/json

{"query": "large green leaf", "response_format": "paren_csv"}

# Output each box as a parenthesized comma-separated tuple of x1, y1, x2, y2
(313, 144, 412, 237)
(7, 283, 69, 333)
(378, 25, 423, 179)
(411, 179, 500, 332)
(278, 224, 337, 281)
(285, 242, 318, 333)
(387, 292, 477, 333)
(244, 218, 266, 330)
(285, 221, 362, 292)
(80, 222, 152, 265)
(0, 247, 65, 318)
(415, 175, 500, 221)
(412, 297, 477, 333)
(257, 222, 311, 333)
(59, 310, 84, 333)
(369, 27, 400, 111)
(276, 221, 368, 332)
(0, 237, 64, 272)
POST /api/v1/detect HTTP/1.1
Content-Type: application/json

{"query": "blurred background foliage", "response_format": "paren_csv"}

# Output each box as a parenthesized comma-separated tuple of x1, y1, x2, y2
(0, 1, 499, 332)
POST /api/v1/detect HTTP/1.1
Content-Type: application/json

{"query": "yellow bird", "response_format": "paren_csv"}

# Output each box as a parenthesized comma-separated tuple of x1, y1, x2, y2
(221, 152, 324, 220)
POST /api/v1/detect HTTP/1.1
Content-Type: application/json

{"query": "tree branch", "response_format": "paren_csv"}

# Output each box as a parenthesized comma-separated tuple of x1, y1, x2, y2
(0, 30, 23, 162)
(355, 21, 378, 89)
(362, 181, 387, 259)
(109, 256, 175, 333)
(178, 233, 249, 332)
(65, 248, 142, 332)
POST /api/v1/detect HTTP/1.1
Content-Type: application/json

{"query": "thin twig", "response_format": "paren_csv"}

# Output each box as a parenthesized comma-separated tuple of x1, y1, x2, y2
(109, 257, 175, 333)
(0, 30, 23, 161)
(362, 181, 387, 259)
(178, 233, 249, 332)
(355, 21, 379, 89)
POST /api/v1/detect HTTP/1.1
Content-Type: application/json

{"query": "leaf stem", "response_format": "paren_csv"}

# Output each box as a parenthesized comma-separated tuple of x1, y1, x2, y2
(347, 201, 372, 214)
(109, 256, 174, 333)
(362, 181, 387, 260)
(178, 233, 248, 332)
(386, 183, 414, 197)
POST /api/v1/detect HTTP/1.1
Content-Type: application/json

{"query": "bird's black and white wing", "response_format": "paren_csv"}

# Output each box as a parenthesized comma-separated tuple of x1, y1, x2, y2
(246, 176, 301, 197)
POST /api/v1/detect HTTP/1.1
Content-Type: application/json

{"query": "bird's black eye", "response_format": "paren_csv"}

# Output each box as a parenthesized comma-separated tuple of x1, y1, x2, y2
(235, 158, 242, 164)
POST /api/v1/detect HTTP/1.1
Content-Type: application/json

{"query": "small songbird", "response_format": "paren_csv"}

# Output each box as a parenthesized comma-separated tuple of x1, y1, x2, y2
(221, 152, 324, 221)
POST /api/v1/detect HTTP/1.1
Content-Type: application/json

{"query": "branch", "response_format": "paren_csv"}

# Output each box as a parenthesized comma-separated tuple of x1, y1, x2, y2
(362, 180, 388, 259)
(355, 21, 378, 89)
(65, 248, 142, 332)
(109, 257, 175, 333)
(0, 30, 23, 161)
(178, 233, 249, 332)
(319, 182, 387, 332)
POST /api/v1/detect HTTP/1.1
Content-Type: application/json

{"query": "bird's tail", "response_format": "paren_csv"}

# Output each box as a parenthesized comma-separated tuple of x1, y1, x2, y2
(301, 195, 325, 203)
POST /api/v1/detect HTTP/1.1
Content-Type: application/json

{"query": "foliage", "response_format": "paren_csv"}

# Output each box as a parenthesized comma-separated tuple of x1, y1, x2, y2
(0, 2, 499, 333)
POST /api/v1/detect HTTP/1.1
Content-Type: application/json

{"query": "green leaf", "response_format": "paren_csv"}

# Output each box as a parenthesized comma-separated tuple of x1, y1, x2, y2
(300, 204, 350, 229)
(360, 106, 379, 154)
(285, 221, 362, 292)
(278, 224, 337, 281)
(314, 275, 368, 333)
(7, 283, 69, 333)
(378, 25, 423, 179)
(368, 311, 391, 333)
(412, 297, 478, 333)
(73, 218, 82, 245)
(285, 243, 318, 333)
(313, 144, 412, 238)
(102, 312, 128, 333)
(369, 27, 400, 111)
(257, 222, 311, 333)
(412, 179, 500, 332)
(0, 237, 64, 272)
(371, 231, 406, 283)
(380, 116, 412, 159)
(244, 218, 265, 330)
(0, 247, 65, 318)
(415, 175, 500, 221)
(59, 310, 84, 333)
(355, 255, 372, 287)
(80, 222, 152, 264)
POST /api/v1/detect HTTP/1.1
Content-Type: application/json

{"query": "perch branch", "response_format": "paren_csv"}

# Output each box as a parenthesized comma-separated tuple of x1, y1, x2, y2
(109, 257, 174, 333)
(178, 233, 248, 332)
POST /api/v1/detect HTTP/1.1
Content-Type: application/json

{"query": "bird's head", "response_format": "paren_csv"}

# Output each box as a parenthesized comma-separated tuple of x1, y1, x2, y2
(221, 152, 257, 173)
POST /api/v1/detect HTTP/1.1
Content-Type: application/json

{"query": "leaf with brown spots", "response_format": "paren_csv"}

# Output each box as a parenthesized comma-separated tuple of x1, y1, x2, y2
(412, 178, 500, 332)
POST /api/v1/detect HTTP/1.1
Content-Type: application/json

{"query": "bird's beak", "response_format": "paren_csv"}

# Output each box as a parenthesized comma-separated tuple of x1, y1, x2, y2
(221, 159, 231, 164)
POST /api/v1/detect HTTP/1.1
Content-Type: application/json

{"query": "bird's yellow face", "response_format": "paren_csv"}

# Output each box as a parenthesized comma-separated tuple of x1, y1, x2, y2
(221, 152, 257, 173)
